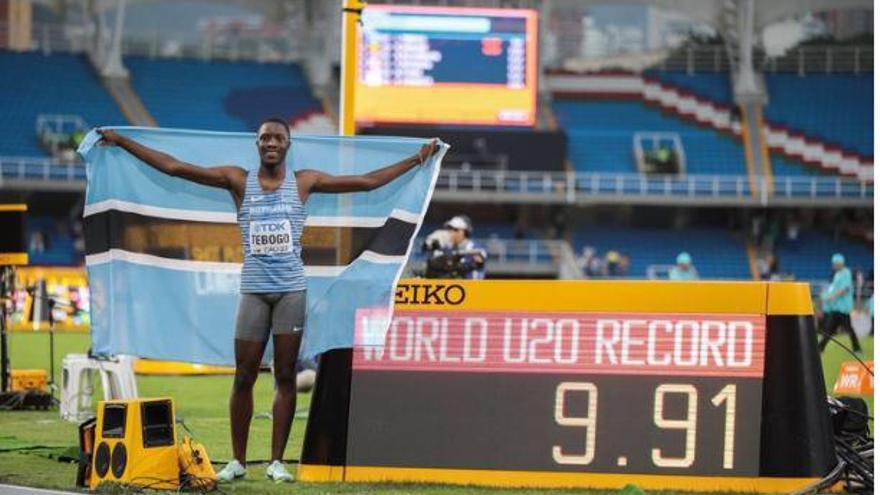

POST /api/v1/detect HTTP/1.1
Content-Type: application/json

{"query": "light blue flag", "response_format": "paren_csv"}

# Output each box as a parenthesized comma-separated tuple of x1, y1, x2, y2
(78, 127, 445, 364)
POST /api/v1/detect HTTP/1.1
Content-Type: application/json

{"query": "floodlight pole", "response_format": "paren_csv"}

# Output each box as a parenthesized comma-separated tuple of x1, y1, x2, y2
(339, 0, 365, 136)
(734, 0, 757, 95)
(101, 0, 129, 78)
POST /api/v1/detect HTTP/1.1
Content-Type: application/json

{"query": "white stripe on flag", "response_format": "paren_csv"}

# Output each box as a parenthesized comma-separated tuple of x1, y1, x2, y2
(360, 251, 408, 264)
(86, 249, 407, 274)
(86, 249, 242, 273)
(305, 208, 420, 228)
(85, 199, 421, 228)
(84, 199, 236, 223)
(304, 266, 346, 277)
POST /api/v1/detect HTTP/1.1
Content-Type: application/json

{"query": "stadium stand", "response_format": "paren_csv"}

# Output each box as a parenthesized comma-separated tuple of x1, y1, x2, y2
(775, 231, 873, 281)
(764, 73, 872, 158)
(644, 70, 734, 105)
(572, 226, 751, 279)
(125, 56, 322, 131)
(773, 155, 826, 177)
(0, 51, 127, 156)
(638, 71, 872, 178)
(553, 99, 747, 175)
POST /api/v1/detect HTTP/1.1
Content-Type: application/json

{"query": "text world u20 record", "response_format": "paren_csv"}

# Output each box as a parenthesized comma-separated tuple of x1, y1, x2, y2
(354, 310, 765, 377)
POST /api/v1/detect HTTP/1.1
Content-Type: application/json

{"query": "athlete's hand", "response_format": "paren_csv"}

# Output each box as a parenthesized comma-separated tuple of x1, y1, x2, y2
(96, 128, 122, 146)
(416, 138, 440, 164)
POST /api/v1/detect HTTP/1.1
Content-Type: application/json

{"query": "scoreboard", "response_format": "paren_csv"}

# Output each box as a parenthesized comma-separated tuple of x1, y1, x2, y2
(300, 280, 835, 492)
(354, 5, 538, 127)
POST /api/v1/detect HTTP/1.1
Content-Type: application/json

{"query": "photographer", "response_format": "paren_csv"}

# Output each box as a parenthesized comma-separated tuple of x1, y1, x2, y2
(423, 215, 487, 279)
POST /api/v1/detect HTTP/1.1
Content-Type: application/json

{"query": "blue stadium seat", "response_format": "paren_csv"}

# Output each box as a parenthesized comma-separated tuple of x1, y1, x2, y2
(125, 56, 321, 131)
(775, 232, 873, 281)
(764, 74, 872, 158)
(772, 155, 826, 177)
(553, 100, 747, 175)
(572, 227, 751, 279)
(644, 70, 734, 105)
(0, 51, 126, 156)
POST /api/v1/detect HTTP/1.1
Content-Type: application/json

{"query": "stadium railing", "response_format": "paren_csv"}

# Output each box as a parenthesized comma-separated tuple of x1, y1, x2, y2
(0, 157, 86, 184)
(649, 45, 872, 74)
(410, 238, 556, 265)
(36, 114, 89, 136)
(2, 160, 872, 205)
(434, 169, 872, 205)
(35, 113, 89, 158)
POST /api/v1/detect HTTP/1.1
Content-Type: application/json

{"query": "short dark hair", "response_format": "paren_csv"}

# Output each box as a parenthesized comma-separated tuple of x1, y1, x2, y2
(258, 117, 291, 137)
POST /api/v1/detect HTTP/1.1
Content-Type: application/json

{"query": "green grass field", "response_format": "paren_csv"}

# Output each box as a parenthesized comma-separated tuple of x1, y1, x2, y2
(0, 331, 872, 494)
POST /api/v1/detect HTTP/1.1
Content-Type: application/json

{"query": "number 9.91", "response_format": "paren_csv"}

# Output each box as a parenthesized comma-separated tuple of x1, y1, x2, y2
(552, 382, 736, 469)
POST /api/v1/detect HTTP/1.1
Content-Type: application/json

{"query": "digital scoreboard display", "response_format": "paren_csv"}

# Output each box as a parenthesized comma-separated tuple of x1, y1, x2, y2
(354, 5, 538, 127)
(301, 280, 836, 492)
(352, 310, 764, 476)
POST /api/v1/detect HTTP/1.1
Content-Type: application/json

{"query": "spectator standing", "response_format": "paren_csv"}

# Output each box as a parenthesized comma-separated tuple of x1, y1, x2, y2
(759, 253, 781, 280)
(605, 250, 623, 277)
(576, 247, 595, 277)
(669, 252, 699, 281)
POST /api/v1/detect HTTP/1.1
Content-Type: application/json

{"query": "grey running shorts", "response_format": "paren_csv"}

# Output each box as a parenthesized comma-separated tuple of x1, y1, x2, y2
(235, 290, 306, 342)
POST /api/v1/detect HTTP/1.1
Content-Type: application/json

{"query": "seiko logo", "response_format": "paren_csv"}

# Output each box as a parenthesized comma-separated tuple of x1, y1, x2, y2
(395, 283, 466, 305)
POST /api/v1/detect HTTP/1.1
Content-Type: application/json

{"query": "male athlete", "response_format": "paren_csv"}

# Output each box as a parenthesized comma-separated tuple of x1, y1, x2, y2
(98, 119, 438, 482)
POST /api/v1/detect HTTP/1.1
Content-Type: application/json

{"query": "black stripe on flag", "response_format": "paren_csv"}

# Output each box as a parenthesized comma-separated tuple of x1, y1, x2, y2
(84, 209, 416, 265)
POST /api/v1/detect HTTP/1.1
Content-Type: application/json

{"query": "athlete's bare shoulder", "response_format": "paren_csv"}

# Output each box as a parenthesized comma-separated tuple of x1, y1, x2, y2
(216, 166, 248, 208)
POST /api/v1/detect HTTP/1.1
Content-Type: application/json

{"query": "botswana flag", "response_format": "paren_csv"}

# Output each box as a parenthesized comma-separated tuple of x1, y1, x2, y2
(79, 127, 444, 364)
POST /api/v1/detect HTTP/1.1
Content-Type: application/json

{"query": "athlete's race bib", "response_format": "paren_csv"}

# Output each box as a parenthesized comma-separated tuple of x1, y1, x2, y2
(250, 219, 293, 255)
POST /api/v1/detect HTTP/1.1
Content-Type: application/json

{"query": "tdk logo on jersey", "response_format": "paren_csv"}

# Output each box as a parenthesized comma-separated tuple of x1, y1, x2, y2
(395, 283, 466, 305)
(252, 221, 288, 233)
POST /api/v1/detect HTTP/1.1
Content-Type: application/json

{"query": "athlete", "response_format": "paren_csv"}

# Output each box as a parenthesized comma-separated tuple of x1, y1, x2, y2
(97, 119, 438, 482)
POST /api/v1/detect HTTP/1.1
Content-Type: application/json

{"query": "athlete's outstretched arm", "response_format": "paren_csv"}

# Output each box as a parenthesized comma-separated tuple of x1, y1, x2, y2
(97, 129, 246, 196)
(296, 139, 439, 202)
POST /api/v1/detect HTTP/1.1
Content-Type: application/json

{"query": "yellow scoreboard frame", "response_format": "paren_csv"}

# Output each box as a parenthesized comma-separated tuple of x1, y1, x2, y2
(299, 280, 835, 493)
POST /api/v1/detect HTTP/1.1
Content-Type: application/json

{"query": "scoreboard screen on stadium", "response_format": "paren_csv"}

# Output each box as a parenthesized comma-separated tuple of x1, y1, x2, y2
(355, 5, 538, 127)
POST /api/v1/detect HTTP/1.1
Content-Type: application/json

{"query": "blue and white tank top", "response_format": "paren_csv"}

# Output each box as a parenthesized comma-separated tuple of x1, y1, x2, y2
(238, 169, 307, 293)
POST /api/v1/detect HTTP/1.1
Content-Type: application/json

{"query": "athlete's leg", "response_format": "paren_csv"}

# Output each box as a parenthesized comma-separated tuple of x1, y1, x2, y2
(230, 294, 272, 464)
(271, 332, 302, 461)
(230, 339, 267, 464)
(269, 290, 306, 462)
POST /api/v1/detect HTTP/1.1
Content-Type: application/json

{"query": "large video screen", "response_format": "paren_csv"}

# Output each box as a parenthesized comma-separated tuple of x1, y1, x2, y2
(355, 5, 538, 127)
